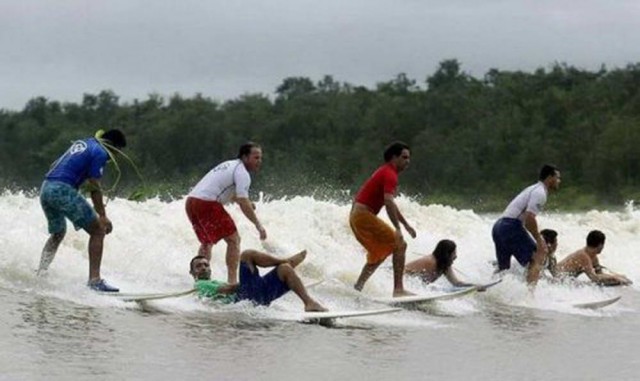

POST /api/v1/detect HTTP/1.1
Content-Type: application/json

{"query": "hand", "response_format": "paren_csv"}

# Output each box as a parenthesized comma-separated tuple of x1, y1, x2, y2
(404, 224, 417, 239)
(100, 216, 113, 234)
(256, 224, 267, 240)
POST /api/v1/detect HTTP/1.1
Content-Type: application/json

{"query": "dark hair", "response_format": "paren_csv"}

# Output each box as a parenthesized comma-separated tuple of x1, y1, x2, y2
(237, 142, 261, 158)
(433, 239, 456, 274)
(586, 230, 605, 247)
(540, 229, 558, 245)
(102, 129, 127, 149)
(189, 255, 208, 273)
(383, 141, 410, 162)
(539, 164, 558, 181)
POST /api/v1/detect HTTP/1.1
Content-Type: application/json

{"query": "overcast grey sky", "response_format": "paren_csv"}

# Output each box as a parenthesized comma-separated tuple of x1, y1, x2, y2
(1, 0, 639, 110)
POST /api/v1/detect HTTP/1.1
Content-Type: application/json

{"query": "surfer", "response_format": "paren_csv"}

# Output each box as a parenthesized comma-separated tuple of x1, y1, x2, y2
(349, 141, 416, 297)
(186, 142, 267, 284)
(491, 164, 561, 286)
(554, 230, 632, 286)
(540, 229, 560, 277)
(405, 239, 488, 290)
(190, 249, 327, 311)
(36, 129, 127, 292)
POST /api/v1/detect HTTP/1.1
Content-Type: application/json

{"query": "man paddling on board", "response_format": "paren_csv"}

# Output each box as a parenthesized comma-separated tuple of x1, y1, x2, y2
(349, 141, 416, 297)
(186, 142, 267, 285)
(405, 239, 488, 290)
(554, 230, 632, 286)
(190, 249, 327, 311)
(37, 129, 126, 292)
(492, 164, 561, 287)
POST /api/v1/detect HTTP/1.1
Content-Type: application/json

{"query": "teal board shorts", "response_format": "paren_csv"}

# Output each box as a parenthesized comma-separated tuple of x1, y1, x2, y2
(40, 180, 97, 234)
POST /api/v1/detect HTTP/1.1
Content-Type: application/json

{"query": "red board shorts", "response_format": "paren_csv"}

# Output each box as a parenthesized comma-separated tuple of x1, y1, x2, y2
(186, 197, 237, 244)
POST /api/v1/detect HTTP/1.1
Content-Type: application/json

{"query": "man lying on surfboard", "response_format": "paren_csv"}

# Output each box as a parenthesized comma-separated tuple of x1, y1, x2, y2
(404, 239, 488, 290)
(551, 230, 632, 286)
(190, 249, 327, 311)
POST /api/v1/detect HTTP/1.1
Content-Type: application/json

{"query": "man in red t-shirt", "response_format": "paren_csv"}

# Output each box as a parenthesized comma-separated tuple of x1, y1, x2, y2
(349, 141, 416, 297)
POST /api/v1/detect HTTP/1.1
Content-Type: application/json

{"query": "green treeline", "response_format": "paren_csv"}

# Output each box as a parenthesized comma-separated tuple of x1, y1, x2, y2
(2, 59, 640, 211)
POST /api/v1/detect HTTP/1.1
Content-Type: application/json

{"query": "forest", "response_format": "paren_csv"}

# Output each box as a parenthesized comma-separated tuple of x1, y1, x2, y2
(2, 59, 640, 211)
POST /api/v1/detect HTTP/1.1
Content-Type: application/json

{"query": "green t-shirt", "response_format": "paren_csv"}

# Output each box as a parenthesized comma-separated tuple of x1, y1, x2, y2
(194, 280, 237, 304)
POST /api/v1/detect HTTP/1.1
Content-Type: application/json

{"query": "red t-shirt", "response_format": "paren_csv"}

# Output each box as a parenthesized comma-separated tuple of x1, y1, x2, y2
(354, 163, 398, 214)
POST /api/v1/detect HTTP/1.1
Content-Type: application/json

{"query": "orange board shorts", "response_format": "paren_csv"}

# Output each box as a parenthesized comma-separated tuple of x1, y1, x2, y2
(186, 197, 237, 245)
(349, 209, 396, 264)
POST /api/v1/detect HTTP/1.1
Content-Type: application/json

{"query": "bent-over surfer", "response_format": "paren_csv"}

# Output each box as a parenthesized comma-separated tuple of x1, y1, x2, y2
(349, 141, 416, 297)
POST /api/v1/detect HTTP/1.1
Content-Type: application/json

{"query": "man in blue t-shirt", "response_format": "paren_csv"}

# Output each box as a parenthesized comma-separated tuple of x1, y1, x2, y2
(37, 129, 127, 292)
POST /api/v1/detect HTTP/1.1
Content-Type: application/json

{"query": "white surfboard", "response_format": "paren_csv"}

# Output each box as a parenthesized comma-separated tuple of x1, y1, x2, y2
(372, 286, 478, 307)
(101, 288, 197, 302)
(572, 295, 621, 310)
(281, 307, 402, 323)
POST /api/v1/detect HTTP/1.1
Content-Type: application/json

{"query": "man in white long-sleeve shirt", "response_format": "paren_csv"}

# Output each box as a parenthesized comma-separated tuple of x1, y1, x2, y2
(492, 164, 561, 285)
(186, 142, 267, 284)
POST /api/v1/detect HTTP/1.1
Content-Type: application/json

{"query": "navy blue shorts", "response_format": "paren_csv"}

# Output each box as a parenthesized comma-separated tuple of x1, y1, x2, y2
(237, 262, 290, 306)
(492, 218, 536, 270)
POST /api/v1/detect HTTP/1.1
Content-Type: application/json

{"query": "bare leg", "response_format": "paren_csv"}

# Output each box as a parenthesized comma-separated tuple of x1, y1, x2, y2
(526, 249, 546, 287)
(222, 233, 241, 284)
(85, 219, 106, 282)
(391, 241, 413, 297)
(354, 262, 382, 291)
(240, 249, 287, 268)
(198, 243, 213, 261)
(37, 232, 66, 274)
(276, 263, 327, 312)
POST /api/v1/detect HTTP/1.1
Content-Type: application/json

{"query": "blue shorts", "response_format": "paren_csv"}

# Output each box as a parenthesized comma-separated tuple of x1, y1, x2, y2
(237, 262, 290, 306)
(40, 180, 97, 234)
(492, 217, 536, 270)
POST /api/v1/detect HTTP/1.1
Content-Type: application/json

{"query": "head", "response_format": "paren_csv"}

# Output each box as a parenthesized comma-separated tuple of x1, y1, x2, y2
(540, 229, 558, 255)
(101, 129, 127, 151)
(238, 142, 263, 172)
(586, 230, 606, 254)
(432, 239, 457, 273)
(383, 141, 411, 172)
(190, 256, 211, 280)
(539, 164, 561, 191)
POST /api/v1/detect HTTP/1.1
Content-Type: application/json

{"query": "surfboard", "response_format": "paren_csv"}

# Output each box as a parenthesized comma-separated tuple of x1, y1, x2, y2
(449, 279, 503, 292)
(372, 286, 478, 307)
(572, 295, 621, 310)
(101, 288, 197, 302)
(280, 307, 402, 324)
(477, 279, 503, 290)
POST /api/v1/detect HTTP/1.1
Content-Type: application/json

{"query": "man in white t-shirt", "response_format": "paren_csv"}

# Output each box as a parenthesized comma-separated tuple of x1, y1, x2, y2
(186, 142, 267, 284)
(492, 164, 561, 285)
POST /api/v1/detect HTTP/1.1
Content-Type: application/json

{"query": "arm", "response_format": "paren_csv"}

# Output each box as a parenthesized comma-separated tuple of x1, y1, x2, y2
(522, 211, 545, 251)
(443, 267, 473, 288)
(86, 178, 112, 233)
(582, 256, 631, 286)
(235, 197, 267, 240)
(218, 283, 239, 294)
(547, 253, 559, 277)
(397, 209, 417, 238)
(384, 194, 416, 237)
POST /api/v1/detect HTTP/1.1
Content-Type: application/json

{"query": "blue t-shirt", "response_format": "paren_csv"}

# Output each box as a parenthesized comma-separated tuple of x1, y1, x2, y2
(46, 138, 109, 188)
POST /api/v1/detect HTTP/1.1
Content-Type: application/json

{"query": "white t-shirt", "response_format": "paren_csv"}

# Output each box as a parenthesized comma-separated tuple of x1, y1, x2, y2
(502, 182, 548, 221)
(188, 159, 251, 204)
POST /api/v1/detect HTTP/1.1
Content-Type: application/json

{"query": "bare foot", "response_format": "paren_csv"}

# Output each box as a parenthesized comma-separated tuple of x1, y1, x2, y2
(393, 289, 415, 297)
(305, 300, 328, 312)
(287, 250, 307, 268)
